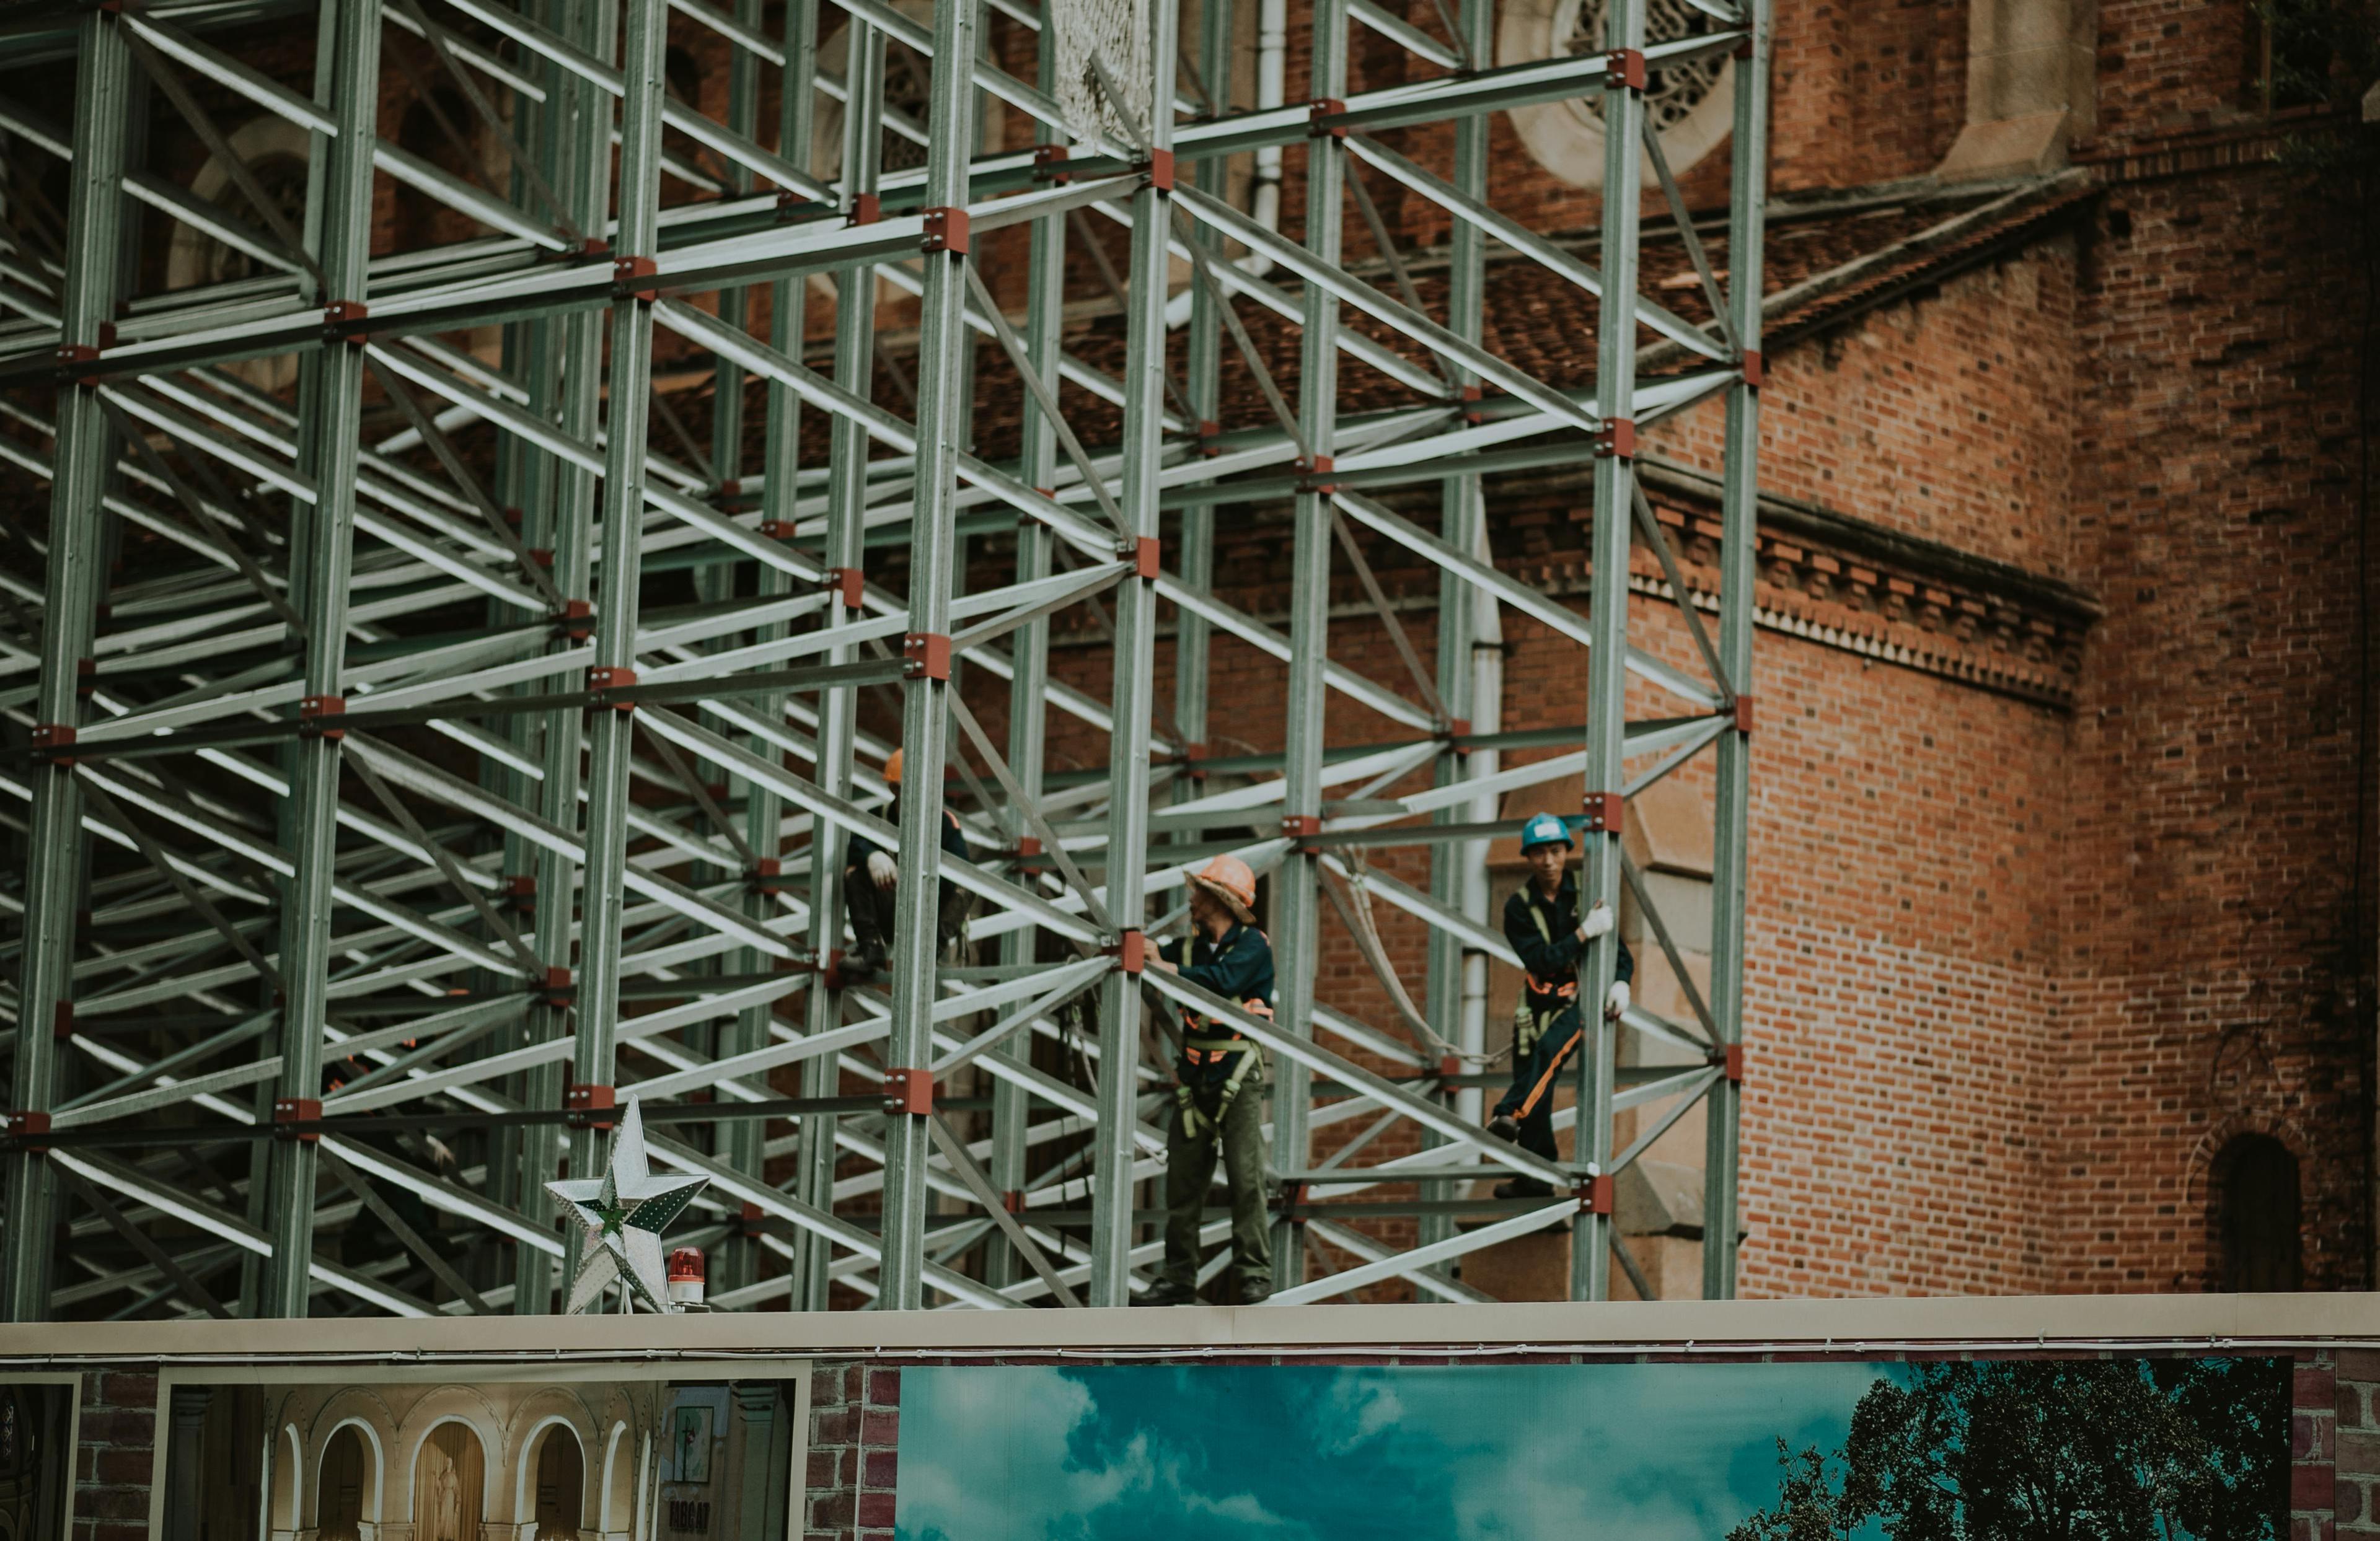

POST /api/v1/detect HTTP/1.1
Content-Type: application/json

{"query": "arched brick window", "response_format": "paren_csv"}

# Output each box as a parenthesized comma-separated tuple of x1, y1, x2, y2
(2215, 1133, 2303, 1292)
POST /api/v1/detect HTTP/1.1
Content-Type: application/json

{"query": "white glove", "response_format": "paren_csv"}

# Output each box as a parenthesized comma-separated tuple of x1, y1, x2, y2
(420, 1134, 458, 1175)
(1605, 980, 1630, 1020)
(1576, 900, 1614, 942)
(867, 851, 898, 890)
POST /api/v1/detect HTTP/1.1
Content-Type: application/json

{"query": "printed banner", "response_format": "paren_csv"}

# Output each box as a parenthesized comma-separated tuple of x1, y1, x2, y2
(894, 1357, 2290, 1540)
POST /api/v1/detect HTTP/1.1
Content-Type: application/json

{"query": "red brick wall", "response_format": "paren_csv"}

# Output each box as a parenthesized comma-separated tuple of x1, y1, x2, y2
(1654, 240, 2084, 574)
(2050, 156, 2374, 1294)
(2093, 0, 2262, 143)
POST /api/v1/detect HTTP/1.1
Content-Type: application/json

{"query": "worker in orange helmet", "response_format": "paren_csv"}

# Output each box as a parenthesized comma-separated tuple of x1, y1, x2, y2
(1140, 852, 1276, 1306)
(840, 747, 972, 983)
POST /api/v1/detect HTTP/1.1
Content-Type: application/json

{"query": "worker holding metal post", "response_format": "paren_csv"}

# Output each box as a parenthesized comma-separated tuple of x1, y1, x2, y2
(841, 748, 974, 983)
(1486, 812, 1634, 1196)
(1141, 854, 1276, 1306)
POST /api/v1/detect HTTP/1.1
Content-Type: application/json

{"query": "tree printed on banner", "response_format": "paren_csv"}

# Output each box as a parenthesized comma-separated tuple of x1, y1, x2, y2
(1728, 1359, 2290, 1541)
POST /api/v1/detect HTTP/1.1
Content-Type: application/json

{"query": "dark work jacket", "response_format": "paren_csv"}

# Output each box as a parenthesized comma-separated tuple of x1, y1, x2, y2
(1160, 921, 1275, 1091)
(1504, 874, 1633, 1019)
(847, 804, 970, 870)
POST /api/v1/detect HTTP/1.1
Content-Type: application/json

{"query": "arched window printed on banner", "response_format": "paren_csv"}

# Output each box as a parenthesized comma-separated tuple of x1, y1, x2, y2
(148, 1374, 805, 1541)
(0, 1381, 73, 1541)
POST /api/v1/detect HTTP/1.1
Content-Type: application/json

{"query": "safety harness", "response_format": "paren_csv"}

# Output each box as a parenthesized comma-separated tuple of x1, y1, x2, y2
(1175, 981, 1272, 1139)
(1513, 892, 1579, 1060)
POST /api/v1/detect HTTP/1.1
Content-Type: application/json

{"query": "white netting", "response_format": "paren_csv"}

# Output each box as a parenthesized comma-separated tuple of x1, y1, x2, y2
(1051, 0, 1154, 150)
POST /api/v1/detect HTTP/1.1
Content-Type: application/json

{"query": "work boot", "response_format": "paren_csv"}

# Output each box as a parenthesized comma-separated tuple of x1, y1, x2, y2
(1493, 1177, 1554, 1200)
(1137, 1277, 1199, 1306)
(1236, 1277, 1271, 1306)
(844, 898, 888, 983)
(1486, 1113, 1520, 1144)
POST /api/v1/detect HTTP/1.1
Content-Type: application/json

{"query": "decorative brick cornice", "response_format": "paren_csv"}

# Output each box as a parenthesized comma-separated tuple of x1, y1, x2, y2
(1043, 471, 2097, 706)
(2072, 106, 2355, 187)
(1634, 461, 2099, 708)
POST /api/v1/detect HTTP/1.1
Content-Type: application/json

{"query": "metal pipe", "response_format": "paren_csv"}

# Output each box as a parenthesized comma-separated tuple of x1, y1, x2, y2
(988, 0, 1072, 1294)
(1, 4, 132, 1324)
(558, 0, 669, 1291)
(259, 0, 384, 1319)
(1569, 0, 1649, 1304)
(793, 8, 887, 1311)
(1085, 0, 1178, 1306)
(1703, 0, 1770, 1303)
(874, 0, 983, 1311)
(1417, 0, 1497, 1260)
(1267, 0, 1349, 1289)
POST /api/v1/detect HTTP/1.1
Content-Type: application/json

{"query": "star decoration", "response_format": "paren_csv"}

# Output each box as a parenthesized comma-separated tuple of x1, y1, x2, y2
(545, 1096, 708, 1313)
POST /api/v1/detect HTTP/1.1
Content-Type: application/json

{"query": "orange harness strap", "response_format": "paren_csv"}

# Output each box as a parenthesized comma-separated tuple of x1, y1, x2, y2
(1512, 1014, 1585, 1121)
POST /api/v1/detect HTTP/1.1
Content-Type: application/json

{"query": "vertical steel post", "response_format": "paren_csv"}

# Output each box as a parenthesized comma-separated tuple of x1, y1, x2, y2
(560, 0, 670, 1290)
(250, 4, 350, 1319)
(1571, 0, 1648, 1302)
(1172, 0, 1233, 809)
(260, 0, 384, 1319)
(1417, 0, 1496, 1257)
(1267, 0, 1346, 1289)
(1160, 11, 1230, 1289)
(1084, 0, 1179, 1307)
(486, 45, 550, 1253)
(518, 0, 620, 1314)
(733, 0, 819, 1304)
(793, 14, 887, 1311)
(1, 6, 130, 1324)
(699, 0, 767, 1294)
(1703, 0, 1768, 1302)
(710, 0, 761, 563)
(985, 1, 1073, 1293)
(875, 0, 980, 1310)
(485, 1, 565, 1267)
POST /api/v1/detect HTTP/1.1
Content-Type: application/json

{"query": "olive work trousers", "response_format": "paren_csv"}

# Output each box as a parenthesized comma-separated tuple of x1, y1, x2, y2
(1160, 1078, 1272, 1291)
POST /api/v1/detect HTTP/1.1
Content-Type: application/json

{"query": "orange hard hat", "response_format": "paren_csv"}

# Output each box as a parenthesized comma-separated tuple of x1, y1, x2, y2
(882, 748, 902, 786)
(1189, 854, 1258, 922)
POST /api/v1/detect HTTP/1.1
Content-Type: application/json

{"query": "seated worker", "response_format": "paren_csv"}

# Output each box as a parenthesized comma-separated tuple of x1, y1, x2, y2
(841, 747, 973, 982)
(1140, 853, 1275, 1306)
(1486, 811, 1634, 1198)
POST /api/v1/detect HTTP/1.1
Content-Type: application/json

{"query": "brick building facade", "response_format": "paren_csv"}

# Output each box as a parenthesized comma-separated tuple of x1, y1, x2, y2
(984, 0, 2379, 1300)
(0, 0, 2369, 1311)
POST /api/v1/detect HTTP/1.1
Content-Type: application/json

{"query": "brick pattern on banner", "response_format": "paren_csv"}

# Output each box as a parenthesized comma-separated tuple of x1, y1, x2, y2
(807, 1361, 901, 1541)
(73, 1371, 156, 1541)
(2334, 1350, 2380, 1540)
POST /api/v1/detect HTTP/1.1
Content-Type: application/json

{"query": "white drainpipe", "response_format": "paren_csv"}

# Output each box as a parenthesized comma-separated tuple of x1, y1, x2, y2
(1456, 519, 1504, 1125)
(1248, 0, 1286, 273)
(1166, 0, 1285, 328)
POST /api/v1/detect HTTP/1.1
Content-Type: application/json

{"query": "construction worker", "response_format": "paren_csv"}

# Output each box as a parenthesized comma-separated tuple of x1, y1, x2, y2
(841, 747, 972, 982)
(1140, 853, 1275, 1306)
(1486, 812, 1633, 1197)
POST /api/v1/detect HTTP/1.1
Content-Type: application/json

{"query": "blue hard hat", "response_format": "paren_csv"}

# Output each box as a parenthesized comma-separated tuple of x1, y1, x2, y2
(1519, 812, 1572, 850)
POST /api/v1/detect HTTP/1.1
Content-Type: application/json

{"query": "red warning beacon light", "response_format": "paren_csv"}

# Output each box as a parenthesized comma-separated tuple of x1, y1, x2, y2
(667, 1247, 707, 1308)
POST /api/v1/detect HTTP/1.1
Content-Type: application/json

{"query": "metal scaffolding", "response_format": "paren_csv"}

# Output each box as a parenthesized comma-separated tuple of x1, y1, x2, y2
(0, 0, 1766, 1316)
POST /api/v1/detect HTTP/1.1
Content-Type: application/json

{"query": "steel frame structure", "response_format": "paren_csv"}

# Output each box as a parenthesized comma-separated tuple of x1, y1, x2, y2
(0, 0, 1767, 1317)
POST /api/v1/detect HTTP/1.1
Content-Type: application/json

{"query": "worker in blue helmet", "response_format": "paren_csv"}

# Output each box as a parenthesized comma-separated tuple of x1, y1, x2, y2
(1487, 811, 1633, 1196)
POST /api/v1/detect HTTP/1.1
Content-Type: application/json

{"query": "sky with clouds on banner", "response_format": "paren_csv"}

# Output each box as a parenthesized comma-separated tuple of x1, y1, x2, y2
(891, 1359, 1913, 1541)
